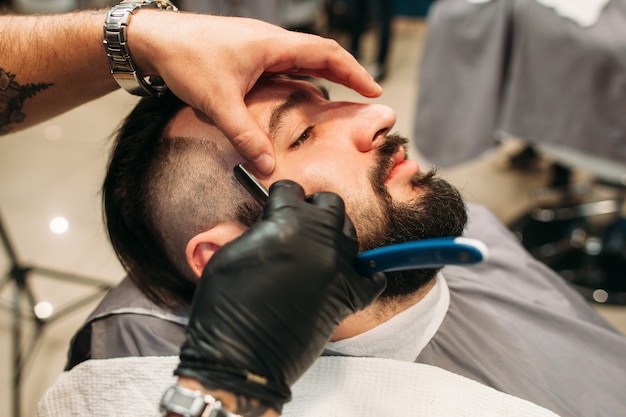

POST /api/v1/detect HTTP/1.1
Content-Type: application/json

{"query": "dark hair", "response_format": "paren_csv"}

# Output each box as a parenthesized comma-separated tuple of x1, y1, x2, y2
(103, 94, 258, 308)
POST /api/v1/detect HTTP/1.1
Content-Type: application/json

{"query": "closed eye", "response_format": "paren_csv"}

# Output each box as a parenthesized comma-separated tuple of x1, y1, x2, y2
(290, 126, 315, 149)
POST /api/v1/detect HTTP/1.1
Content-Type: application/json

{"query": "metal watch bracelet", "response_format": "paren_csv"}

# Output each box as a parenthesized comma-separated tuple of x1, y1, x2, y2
(103, 0, 179, 97)
(160, 384, 241, 417)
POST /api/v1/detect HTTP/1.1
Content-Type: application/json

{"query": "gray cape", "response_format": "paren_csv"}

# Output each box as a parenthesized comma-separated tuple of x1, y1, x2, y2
(60, 203, 626, 417)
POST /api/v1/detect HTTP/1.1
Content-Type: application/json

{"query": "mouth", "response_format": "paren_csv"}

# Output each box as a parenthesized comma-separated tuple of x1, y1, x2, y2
(384, 147, 419, 184)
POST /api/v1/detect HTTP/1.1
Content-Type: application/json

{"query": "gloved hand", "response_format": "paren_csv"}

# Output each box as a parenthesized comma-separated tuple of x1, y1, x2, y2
(175, 180, 386, 412)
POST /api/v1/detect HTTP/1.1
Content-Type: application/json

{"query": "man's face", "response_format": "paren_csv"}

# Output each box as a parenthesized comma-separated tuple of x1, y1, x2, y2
(171, 77, 467, 296)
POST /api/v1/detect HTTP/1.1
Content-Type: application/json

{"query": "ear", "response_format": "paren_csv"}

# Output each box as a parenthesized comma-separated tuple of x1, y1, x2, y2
(186, 222, 248, 278)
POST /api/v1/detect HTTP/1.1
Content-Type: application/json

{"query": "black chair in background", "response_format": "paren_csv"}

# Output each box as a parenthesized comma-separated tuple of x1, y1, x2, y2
(508, 144, 626, 305)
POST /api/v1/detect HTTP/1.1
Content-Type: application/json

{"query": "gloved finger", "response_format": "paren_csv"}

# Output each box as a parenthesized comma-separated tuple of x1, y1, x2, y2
(262, 180, 306, 220)
(342, 214, 358, 240)
(308, 192, 358, 239)
(351, 272, 387, 311)
(268, 180, 306, 201)
(306, 192, 347, 231)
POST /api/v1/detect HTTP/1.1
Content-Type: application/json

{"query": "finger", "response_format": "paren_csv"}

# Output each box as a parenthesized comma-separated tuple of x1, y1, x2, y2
(210, 98, 276, 175)
(342, 213, 357, 240)
(346, 271, 387, 311)
(307, 191, 345, 211)
(307, 192, 346, 230)
(265, 36, 382, 98)
(268, 68, 372, 96)
(262, 180, 306, 221)
(268, 180, 306, 202)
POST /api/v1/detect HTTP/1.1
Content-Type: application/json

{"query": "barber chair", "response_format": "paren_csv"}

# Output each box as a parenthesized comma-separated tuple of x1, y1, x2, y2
(508, 141, 626, 305)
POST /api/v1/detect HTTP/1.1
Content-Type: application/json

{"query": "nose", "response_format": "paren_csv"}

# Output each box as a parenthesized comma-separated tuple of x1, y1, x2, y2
(342, 103, 397, 152)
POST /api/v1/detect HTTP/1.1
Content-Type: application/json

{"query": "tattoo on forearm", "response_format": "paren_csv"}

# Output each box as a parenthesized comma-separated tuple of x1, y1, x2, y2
(0, 67, 53, 134)
(234, 395, 270, 417)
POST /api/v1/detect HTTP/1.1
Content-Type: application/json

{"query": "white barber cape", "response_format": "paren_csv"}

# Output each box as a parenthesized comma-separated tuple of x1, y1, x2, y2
(37, 355, 560, 417)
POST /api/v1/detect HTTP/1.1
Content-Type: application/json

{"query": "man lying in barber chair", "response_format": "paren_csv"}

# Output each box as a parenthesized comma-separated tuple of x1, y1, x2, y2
(39, 76, 626, 417)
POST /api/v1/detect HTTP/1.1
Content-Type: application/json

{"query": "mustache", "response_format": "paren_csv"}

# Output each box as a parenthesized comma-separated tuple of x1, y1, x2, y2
(370, 134, 410, 197)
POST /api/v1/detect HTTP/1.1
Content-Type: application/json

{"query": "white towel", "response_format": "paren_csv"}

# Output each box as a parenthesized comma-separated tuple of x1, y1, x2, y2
(38, 355, 560, 417)
(37, 356, 177, 417)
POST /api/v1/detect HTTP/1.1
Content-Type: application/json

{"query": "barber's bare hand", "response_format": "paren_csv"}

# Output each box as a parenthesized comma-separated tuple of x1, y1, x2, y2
(128, 11, 382, 174)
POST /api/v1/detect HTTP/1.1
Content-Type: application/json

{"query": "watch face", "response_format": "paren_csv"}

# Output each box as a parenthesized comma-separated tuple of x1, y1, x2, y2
(160, 385, 207, 417)
(171, 390, 200, 408)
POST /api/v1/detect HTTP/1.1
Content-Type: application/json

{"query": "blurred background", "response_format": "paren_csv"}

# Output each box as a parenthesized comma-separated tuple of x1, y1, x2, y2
(1, 1, 625, 416)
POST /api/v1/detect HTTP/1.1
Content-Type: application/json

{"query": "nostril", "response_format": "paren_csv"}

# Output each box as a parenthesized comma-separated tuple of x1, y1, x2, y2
(374, 127, 388, 141)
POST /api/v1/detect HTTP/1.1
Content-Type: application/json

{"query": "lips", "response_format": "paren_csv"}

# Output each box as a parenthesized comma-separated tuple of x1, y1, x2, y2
(384, 147, 409, 183)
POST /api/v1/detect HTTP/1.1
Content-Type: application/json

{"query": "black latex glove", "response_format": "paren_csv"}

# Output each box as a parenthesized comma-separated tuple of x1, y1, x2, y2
(175, 180, 386, 412)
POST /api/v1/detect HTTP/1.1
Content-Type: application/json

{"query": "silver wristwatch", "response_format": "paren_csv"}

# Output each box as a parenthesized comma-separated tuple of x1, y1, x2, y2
(103, 0, 178, 97)
(159, 384, 240, 417)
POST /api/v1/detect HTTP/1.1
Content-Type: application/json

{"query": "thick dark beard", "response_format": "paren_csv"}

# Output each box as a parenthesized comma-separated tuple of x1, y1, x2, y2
(359, 134, 468, 299)
(234, 134, 467, 298)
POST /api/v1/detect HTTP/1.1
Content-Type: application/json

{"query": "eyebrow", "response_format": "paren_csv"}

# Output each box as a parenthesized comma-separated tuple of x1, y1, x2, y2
(268, 85, 330, 141)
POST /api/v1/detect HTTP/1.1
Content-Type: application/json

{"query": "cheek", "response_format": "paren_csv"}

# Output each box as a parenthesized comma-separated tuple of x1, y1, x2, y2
(276, 167, 381, 231)
(272, 153, 370, 197)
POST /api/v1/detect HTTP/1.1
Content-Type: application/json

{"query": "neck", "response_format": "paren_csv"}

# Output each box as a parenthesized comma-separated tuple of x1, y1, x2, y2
(330, 277, 437, 341)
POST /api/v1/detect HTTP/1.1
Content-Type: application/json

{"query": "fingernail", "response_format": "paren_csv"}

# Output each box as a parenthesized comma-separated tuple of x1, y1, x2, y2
(254, 153, 275, 175)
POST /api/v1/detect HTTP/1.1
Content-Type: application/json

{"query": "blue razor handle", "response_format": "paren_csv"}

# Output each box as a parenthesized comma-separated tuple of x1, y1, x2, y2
(356, 237, 488, 276)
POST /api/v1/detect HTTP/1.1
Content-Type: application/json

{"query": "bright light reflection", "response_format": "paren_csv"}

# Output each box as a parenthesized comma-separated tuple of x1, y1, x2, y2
(49, 216, 69, 234)
(593, 289, 609, 304)
(34, 301, 54, 319)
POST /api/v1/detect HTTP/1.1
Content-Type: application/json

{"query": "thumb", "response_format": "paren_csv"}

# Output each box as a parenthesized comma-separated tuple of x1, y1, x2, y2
(212, 100, 275, 175)
(353, 272, 387, 311)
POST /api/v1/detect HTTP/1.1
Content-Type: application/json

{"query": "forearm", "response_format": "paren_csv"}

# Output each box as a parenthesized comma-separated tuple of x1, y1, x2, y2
(0, 11, 117, 134)
(169, 377, 279, 417)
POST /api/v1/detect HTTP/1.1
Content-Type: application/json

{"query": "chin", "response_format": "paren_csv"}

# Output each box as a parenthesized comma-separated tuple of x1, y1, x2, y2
(388, 183, 428, 205)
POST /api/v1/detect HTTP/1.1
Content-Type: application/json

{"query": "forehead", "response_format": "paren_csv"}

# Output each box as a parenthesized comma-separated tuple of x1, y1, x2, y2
(245, 76, 328, 103)
(245, 77, 330, 139)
